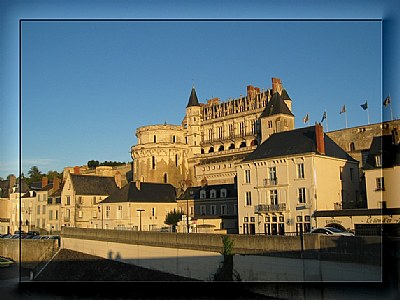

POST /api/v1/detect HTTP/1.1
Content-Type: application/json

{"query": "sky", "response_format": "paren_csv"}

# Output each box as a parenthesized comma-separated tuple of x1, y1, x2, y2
(0, 0, 399, 179)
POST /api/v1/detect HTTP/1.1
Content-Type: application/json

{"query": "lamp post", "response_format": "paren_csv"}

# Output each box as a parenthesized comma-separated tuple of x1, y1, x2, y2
(137, 209, 145, 231)
(186, 198, 190, 233)
(98, 205, 103, 229)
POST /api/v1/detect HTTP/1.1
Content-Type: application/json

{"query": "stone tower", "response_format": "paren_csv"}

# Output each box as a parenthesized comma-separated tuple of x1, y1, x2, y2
(260, 78, 295, 143)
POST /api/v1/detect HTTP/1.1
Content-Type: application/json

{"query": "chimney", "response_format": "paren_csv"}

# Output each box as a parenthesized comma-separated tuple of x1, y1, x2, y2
(53, 177, 60, 192)
(135, 180, 141, 190)
(42, 176, 48, 188)
(272, 77, 283, 94)
(114, 172, 122, 189)
(315, 123, 325, 155)
(74, 166, 80, 174)
(8, 174, 16, 191)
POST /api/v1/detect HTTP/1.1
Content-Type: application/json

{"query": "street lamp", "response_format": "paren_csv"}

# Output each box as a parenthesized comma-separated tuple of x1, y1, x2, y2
(137, 209, 145, 231)
(98, 205, 103, 229)
(186, 198, 190, 233)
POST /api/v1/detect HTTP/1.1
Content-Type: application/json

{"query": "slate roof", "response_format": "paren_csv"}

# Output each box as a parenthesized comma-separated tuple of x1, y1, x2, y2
(260, 92, 294, 118)
(281, 89, 291, 100)
(70, 174, 119, 196)
(100, 181, 176, 204)
(186, 87, 200, 107)
(177, 183, 237, 200)
(242, 125, 357, 162)
(364, 135, 400, 170)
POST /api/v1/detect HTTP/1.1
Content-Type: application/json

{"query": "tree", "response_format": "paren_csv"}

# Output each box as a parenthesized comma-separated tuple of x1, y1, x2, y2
(87, 160, 100, 169)
(46, 170, 62, 181)
(164, 209, 184, 227)
(26, 166, 42, 185)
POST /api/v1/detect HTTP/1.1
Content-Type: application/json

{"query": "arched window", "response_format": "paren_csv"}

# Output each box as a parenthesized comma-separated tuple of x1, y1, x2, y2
(209, 147, 214, 153)
(163, 173, 168, 183)
(228, 143, 235, 150)
(240, 141, 246, 148)
(218, 145, 224, 151)
(250, 139, 258, 146)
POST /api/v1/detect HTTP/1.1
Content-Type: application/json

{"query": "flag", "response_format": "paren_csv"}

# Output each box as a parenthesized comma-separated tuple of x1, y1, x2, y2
(383, 96, 391, 106)
(360, 101, 368, 110)
(340, 105, 346, 114)
(303, 113, 309, 123)
(321, 111, 326, 123)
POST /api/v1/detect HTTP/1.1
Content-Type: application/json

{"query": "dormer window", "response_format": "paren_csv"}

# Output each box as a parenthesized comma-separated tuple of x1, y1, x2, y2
(375, 155, 382, 167)
(200, 190, 206, 199)
(220, 189, 227, 198)
(210, 189, 217, 198)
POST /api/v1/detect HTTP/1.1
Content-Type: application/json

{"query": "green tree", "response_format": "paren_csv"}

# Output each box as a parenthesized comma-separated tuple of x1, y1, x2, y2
(46, 170, 62, 181)
(164, 209, 184, 226)
(26, 166, 42, 185)
(87, 160, 100, 169)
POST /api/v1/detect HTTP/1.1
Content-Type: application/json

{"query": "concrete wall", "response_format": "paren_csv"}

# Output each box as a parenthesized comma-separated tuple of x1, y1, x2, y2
(61, 227, 382, 264)
(0, 239, 59, 269)
(61, 236, 382, 282)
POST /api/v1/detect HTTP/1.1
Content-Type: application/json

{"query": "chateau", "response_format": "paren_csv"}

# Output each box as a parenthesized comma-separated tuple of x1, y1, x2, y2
(131, 77, 295, 192)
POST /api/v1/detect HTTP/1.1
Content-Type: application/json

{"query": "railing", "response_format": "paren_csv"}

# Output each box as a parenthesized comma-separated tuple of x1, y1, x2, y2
(201, 132, 259, 145)
(254, 203, 286, 214)
(263, 178, 278, 186)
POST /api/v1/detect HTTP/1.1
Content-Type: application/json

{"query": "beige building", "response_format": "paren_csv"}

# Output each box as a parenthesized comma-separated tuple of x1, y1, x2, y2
(95, 181, 177, 231)
(60, 171, 119, 228)
(313, 128, 400, 235)
(237, 124, 359, 235)
(131, 77, 295, 190)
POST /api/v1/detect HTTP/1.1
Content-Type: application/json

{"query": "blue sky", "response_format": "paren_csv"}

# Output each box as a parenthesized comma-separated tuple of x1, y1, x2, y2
(0, 0, 399, 179)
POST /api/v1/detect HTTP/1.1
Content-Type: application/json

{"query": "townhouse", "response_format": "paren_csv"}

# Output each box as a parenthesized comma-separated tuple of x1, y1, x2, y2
(237, 124, 359, 235)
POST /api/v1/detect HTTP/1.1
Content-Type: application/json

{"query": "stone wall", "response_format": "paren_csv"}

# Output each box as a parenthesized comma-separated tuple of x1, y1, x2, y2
(0, 239, 59, 269)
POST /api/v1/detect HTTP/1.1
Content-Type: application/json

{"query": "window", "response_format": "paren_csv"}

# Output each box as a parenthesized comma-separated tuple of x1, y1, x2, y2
(376, 177, 385, 190)
(172, 135, 176, 143)
(270, 190, 278, 205)
(339, 166, 344, 181)
(375, 155, 382, 167)
(42, 205, 46, 214)
(268, 120, 273, 128)
(117, 206, 122, 219)
(200, 190, 206, 199)
(245, 170, 251, 183)
(152, 156, 156, 169)
(298, 188, 306, 203)
(105, 206, 110, 219)
(153, 135, 157, 143)
(49, 210, 53, 220)
(210, 189, 217, 198)
(220, 189, 227, 198)
(151, 207, 156, 217)
(37, 206, 40, 215)
(66, 196, 70, 205)
(92, 196, 97, 205)
(55, 210, 58, 220)
(228, 124, 234, 138)
(221, 204, 227, 215)
(245, 191, 252, 206)
(297, 163, 304, 179)
(175, 154, 179, 167)
(210, 205, 216, 215)
(239, 122, 245, 136)
(78, 210, 83, 218)
(349, 142, 355, 151)
(66, 209, 70, 218)
(218, 127, 223, 139)
(269, 167, 277, 184)
(163, 173, 168, 183)
(200, 205, 206, 215)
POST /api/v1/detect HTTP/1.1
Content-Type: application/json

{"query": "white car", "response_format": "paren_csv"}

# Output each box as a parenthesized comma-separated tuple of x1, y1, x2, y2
(310, 227, 354, 236)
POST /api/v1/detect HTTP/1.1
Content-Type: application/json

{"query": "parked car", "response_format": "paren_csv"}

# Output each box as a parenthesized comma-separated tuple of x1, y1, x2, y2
(0, 234, 12, 239)
(310, 227, 354, 236)
(0, 256, 14, 268)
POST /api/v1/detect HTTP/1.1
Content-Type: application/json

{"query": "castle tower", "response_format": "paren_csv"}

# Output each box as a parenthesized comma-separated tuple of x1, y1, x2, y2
(184, 87, 202, 156)
(260, 82, 295, 143)
(131, 124, 189, 189)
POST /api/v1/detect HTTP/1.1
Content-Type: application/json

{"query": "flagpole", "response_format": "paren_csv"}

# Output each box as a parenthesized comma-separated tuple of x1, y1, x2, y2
(367, 106, 370, 124)
(345, 110, 348, 128)
(389, 94, 393, 121)
(325, 110, 329, 132)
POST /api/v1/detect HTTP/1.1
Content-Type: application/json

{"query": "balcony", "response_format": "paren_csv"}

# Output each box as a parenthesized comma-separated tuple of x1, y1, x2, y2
(64, 217, 70, 222)
(254, 203, 286, 214)
(263, 178, 278, 186)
